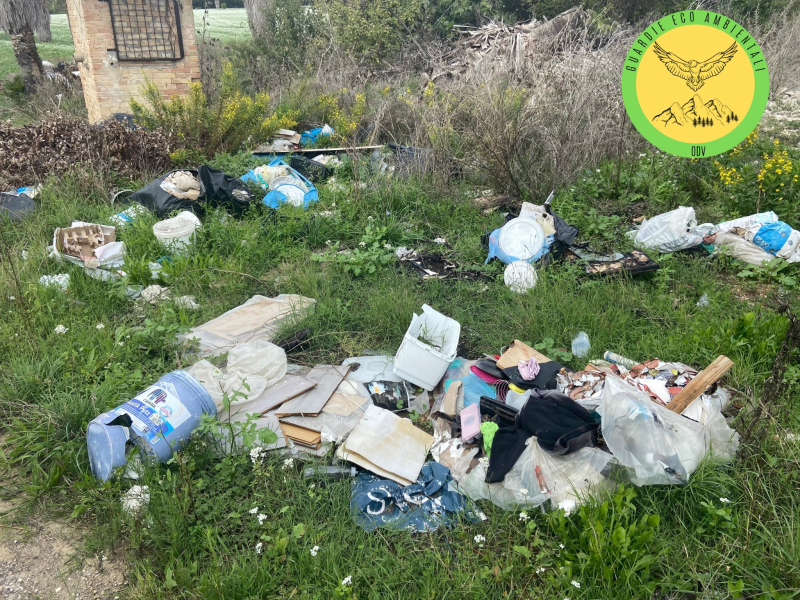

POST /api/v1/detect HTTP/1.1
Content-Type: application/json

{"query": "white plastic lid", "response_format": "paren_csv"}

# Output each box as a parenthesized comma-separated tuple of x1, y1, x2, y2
(498, 217, 545, 260)
(504, 260, 538, 293)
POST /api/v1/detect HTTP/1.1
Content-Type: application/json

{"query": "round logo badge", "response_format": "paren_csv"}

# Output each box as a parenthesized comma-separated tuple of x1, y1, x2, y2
(622, 11, 769, 158)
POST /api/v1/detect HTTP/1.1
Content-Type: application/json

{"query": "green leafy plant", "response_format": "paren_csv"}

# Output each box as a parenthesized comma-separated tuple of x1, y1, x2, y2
(548, 485, 662, 593)
(312, 225, 396, 276)
(533, 338, 573, 363)
(737, 257, 798, 290)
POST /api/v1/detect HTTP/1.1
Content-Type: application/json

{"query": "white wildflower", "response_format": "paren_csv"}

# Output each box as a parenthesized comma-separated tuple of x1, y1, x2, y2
(341, 575, 352, 586)
(310, 545, 319, 557)
(282, 458, 293, 470)
(535, 567, 545, 574)
(433, 237, 446, 244)
(250, 446, 264, 464)
(571, 580, 581, 589)
(309, 484, 316, 490)
(478, 456, 490, 468)
(257, 513, 268, 525)
(249, 507, 259, 514)
(474, 534, 486, 547)
(367, 216, 373, 221)
(117, 341, 124, 347)
(96, 323, 105, 330)
(383, 243, 392, 250)
(359, 241, 366, 247)
(720, 497, 730, 503)
(596, 168, 601, 172)
(8, 296, 15, 301)
(255, 542, 263, 554)
(54, 324, 68, 334)
(326, 240, 332, 246)
(559, 543, 565, 549)
(518, 512, 529, 522)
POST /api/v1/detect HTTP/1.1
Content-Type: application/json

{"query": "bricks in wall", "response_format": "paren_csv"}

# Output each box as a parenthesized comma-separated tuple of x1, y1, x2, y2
(66, 0, 201, 123)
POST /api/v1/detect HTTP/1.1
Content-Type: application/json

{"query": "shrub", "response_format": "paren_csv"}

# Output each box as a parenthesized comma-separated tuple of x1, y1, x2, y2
(130, 61, 297, 158)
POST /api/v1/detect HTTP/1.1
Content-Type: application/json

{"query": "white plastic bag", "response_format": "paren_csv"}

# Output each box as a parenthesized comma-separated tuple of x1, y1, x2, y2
(598, 376, 738, 486)
(713, 232, 774, 266)
(632, 206, 710, 253)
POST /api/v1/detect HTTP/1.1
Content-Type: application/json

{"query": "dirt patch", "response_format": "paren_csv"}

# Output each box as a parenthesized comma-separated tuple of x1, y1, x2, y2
(0, 499, 127, 600)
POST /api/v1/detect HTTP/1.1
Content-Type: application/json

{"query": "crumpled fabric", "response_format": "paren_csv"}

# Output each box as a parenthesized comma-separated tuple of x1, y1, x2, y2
(518, 357, 540, 380)
(351, 461, 484, 532)
(481, 422, 499, 456)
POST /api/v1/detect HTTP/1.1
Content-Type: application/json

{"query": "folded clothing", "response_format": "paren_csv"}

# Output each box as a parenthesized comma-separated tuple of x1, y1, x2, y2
(501, 360, 562, 390)
(486, 389, 600, 483)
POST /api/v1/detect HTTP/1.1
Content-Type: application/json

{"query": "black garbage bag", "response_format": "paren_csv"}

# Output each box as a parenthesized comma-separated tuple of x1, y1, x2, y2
(130, 165, 254, 218)
(0, 192, 35, 221)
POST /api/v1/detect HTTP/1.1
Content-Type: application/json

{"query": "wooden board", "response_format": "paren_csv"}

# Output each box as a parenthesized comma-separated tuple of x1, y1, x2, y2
(441, 380, 462, 416)
(496, 339, 551, 370)
(275, 365, 351, 416)
(668, 355, 734, 414)
(219, 375, 316, 421)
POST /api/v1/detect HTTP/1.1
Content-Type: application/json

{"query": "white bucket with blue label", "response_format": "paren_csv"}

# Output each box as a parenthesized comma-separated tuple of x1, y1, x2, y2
(86, 371, 216, 481)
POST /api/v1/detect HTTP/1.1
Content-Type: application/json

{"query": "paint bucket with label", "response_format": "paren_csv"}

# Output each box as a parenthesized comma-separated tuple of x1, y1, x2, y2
(86, 371, 216, 481)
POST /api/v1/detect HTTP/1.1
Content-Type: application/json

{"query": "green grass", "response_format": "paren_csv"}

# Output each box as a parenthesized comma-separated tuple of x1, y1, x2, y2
(0, 9, 250, 80)
(1, 139, 800, 599)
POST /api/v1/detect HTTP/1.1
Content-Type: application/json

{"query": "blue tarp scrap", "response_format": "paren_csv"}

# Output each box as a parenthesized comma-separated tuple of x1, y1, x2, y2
(351, 461, 485, 532)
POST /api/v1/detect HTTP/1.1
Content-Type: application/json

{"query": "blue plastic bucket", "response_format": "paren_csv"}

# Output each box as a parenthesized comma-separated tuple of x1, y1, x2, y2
(86, 371, 216, 481)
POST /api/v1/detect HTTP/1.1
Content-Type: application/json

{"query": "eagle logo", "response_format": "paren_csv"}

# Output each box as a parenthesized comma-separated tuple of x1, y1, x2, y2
(653, 41, 738, 92)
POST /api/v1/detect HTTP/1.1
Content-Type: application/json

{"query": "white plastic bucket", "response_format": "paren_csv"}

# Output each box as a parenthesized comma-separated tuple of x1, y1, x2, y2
(393, 304, 461, 391)
(153, 211, 201, 253)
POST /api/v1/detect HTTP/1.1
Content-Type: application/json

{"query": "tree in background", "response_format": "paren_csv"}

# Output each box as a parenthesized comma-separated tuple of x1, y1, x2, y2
(0, 0, 51, 93)
(244, 0, 272, 40)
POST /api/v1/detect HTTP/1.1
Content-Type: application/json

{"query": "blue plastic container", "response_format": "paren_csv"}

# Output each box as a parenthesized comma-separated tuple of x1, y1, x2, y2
(86, 371, 216, 481)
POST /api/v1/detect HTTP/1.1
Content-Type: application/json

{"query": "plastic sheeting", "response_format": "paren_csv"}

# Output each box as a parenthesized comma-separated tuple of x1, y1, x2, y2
(631, 206, 713, 253)
(351, 461, 485, 532)
(459, 440, 612, 511)
(597, 376, 739, 486)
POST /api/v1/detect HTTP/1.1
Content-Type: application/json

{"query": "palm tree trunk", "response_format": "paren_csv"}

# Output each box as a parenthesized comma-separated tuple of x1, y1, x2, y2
(214, 0, 221, 8)
(11, 26, 45, 94)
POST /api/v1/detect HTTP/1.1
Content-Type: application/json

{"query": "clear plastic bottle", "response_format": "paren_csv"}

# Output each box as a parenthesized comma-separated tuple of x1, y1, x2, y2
(571, 331, 590, 358)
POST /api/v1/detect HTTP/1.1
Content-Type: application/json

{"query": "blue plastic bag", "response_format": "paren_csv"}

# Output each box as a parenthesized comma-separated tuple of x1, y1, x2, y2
(300, 126, 333, 147)
(485, 226, 553, 265)
(751, 221, 794, 256)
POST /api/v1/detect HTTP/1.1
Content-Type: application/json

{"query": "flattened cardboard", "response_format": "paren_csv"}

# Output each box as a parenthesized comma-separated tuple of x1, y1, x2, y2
(279, 422, 322, 446)
(336, 405, 433, 486)
(178, 294, 315, 357)
(276, 365, 351, 416)
(497, 339, 551, 370)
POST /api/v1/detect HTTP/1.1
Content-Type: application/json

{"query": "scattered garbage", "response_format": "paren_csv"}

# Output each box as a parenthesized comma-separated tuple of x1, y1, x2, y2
(304, 465, 357, 480)
(110, 203, 149, 227)
(351, 461, 485, 532)
(178, 294, 315, 357)
(393, 305, 461, 391)
(301, 124, 333, 147)
(87, 370, 217, 481)
(152, 210, 202, 254)
(0, 186, 37, 221)
(130, 165, 254, 218)
(630, 206, 713, 253)
(49, 221, 126, 282)
(122, 485, 150, 516)
(504, 260, 538, 292)
(571, 332, 590, 358)
(570, 249, 660, 277)
(241, 158, 319, 209)
(397, 250, 489, 281)
(140, 284, 198, 309)
(39, 273, 70, 291)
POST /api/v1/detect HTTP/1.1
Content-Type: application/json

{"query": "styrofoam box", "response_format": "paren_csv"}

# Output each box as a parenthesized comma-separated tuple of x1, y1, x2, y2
(393, 304, 461, 391)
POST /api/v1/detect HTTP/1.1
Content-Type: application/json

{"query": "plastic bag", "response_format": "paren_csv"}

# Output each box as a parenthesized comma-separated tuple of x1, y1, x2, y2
(632, 206, 711, 253)
(598, 376, 738, 486)
(458, 439, 611, 511)
(713, 232, 774, 266)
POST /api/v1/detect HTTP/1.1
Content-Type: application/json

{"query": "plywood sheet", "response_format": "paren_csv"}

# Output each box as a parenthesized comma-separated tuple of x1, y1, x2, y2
(276, 365, 351, 416)
(218, 375, 315, 421)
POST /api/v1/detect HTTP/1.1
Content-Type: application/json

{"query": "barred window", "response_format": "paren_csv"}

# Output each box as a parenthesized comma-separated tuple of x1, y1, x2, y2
(107, 0, 184, 61)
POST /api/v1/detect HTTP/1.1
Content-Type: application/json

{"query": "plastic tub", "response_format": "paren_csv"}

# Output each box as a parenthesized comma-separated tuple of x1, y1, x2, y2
(393, 304, 461, 391)
(498, 217, 545, 261)
(86, 371, 216, 481)
(504, 260, 538, 293)
(152, 211, 201, 253)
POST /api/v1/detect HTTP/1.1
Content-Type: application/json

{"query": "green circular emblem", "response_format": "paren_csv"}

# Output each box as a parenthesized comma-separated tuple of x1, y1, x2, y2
(621, 10, 769, 158)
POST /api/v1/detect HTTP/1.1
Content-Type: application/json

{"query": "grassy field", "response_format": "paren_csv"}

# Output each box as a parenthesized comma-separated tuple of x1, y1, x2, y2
(0, 9, 250, 80)
(1, 125, 799, 599)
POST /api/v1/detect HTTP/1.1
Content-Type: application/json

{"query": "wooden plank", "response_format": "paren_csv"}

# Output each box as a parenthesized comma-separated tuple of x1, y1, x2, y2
(275, 365, 351, 416)
(667, 355, 734, 414)
(496, 339, 551, 370)
(219, 375, 316, 421)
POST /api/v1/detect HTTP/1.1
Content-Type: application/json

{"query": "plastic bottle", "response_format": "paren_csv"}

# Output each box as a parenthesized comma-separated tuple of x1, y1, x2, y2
(303, 466, 357, 480)
(571, 332, 590, 358)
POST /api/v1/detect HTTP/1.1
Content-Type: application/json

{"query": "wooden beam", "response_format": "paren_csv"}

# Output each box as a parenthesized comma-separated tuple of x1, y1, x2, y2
(668, 355, 734, 414)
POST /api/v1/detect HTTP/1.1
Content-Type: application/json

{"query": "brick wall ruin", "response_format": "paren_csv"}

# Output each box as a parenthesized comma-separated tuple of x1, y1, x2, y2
(66, 0, 201, 123)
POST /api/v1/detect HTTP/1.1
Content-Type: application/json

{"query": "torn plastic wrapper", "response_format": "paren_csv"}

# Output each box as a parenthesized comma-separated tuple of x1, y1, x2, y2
(597, 376, 739, 486)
